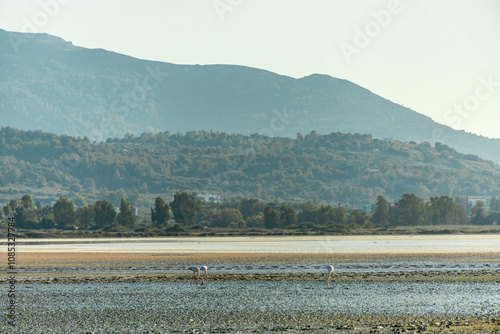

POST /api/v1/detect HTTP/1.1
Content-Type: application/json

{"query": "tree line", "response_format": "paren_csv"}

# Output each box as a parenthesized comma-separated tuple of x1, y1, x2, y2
(1, 192, 499, 234)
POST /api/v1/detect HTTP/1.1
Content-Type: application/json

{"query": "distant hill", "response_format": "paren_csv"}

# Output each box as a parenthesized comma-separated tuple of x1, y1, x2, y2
(1, 29, 500, 164)
(1, 127, 499, 205)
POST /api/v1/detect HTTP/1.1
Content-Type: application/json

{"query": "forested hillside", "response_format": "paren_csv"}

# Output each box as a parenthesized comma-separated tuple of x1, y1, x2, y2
(1, 127, 499, 205)
(2, 29, 500, 164)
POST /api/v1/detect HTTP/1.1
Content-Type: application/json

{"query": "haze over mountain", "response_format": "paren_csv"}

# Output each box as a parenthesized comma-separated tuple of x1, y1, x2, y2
(2, 29, 500, 164)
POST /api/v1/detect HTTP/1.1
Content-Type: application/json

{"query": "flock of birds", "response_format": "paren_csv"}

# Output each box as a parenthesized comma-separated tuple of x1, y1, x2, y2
(187, 266, 208, 285)
(188, 265, 335, 287)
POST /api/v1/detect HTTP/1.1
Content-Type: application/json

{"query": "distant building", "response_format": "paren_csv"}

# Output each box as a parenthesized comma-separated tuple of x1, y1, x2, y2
(196, 193, 221, 202)
(466, 196, 491, 212)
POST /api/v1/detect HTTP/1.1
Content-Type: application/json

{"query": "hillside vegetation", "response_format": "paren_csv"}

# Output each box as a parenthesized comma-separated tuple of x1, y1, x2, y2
(2, 29, 500, 164)
(2, 191, 499, 238)
(1, 127, 499, 205)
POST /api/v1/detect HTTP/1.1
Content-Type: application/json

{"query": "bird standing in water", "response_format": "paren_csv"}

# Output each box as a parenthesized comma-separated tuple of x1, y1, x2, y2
(187, 266, 204, 285)
(327, 265, 334, 287)
(200, 266, 208, 282)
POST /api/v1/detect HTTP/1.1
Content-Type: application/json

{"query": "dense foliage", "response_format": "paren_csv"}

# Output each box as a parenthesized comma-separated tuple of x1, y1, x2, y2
(1, 192, 498, 235)
(1, 127, 500, 205)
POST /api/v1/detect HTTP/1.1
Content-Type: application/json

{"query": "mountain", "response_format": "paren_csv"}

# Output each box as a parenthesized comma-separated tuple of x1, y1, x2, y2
(1, 128, 499, 204)
(1, 29, 500, 164)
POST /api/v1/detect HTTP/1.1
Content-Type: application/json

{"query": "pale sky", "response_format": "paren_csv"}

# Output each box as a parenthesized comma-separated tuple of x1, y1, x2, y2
(1, 0, 499, 138)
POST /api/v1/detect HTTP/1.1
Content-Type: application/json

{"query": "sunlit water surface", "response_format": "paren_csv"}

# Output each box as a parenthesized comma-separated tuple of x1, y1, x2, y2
(18, 281, 500, 316)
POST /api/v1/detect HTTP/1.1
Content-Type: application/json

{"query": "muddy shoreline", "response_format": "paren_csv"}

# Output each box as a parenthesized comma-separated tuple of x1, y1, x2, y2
(4, 270, 499, 285)
(3, 237, 499, 333)
(4, 308, 500, 333)
(3, 279, 499, 333)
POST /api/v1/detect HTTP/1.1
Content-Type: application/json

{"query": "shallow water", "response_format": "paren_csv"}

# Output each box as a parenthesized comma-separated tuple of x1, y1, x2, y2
(169, 260, 500, 274)
(18, 281, 500, 317)
(11, 236, 500, 282)
(15, 260, 500, 277)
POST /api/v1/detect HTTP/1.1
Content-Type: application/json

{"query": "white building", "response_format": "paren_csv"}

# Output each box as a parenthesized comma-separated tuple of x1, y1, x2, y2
(196, 193, 221, 202)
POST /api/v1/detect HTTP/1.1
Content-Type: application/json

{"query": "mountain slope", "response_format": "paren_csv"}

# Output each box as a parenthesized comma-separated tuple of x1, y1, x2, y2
(1, 29, 500, 164)
(1, 128, 499, 204)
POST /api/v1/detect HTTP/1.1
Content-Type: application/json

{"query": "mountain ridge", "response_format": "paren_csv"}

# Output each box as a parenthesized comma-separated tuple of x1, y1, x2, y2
(1, 29, 500, 164)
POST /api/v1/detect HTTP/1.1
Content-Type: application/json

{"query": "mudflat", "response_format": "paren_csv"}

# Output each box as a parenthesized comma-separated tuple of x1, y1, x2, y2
(9, 234, 500, 267)
(2, 235, 499, 333)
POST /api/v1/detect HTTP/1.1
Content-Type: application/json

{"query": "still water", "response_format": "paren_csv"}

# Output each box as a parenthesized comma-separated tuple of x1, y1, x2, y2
(6, 236, 500, 332)
(18, 281, 500, 316)
(13, 260, 500, 277)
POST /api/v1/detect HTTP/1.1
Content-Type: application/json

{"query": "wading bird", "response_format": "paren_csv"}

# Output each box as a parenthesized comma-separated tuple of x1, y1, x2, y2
(327, 265, 334, 287)
(187, 266, 204, 285)
(200, 266, 208, 281)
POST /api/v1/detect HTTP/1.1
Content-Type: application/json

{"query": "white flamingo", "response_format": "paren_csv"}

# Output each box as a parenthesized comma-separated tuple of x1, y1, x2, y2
(327, 265, 334, 287)
(200, 265, 208, 281)
(187, 266, 204, 285)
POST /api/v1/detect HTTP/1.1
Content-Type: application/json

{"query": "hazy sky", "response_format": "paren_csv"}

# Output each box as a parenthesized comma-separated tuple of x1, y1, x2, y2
(1, 0, 499, 138)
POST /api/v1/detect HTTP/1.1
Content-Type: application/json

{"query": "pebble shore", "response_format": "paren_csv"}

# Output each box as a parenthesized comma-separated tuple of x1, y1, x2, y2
(2, 240, 499, 333)
(4, 306, 500, 333)
(2, 271, 499, 333)
(8, 269, 500, 284)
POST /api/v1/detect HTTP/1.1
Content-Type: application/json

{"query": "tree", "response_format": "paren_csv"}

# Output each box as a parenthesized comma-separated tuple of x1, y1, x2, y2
(279, 203, 297, 227)
(393, 194, 426, 226)
(170, 192, 201, 226)
(37, 205, 55, 229)
(490, 196, 500, 211)
(297, 202, 318, 224)
(14, 206, 37, 229)
(53, 196, 75, 228)
(371, 195, 390, 226)
(197, 203, 219, 227)
(219, 208, 244, 228)
(151, 197, 170, 227)
(316, 204, 335, 225)
(76, 205, 92, 229)
(264, 205, 280, 229)
(331, 206, 348, 228)
(245, 212, 264, 228)
(347, 209, 369, 227)
(7, 200, 18, 214)
(428, 195, 463, 225)
(21, 194, 35, 209)
(117, 198, 134, 229)
(470, 201, 486, 225)
(239, 198, 266, 219)
(2, 205, 10, 218)
(93, 199, 116, 229)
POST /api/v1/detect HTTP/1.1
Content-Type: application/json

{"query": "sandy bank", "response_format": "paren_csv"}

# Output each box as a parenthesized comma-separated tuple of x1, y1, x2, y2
(7, 270, 500, 284)
(10, 250, 500, 270)
(5, 234, 500, 255)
